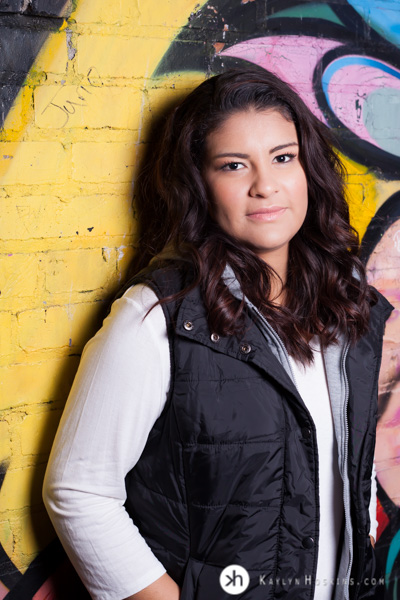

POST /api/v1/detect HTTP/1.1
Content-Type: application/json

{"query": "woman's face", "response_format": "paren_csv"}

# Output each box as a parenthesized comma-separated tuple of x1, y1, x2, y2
(202, 108, 308, 277)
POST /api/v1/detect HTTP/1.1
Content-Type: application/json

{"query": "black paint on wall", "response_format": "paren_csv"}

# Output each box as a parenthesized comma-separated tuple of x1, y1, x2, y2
(0, 1, 72, 128)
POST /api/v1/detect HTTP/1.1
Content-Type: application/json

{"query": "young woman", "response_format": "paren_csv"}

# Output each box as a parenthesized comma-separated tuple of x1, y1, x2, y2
(43, 69, 392, 600)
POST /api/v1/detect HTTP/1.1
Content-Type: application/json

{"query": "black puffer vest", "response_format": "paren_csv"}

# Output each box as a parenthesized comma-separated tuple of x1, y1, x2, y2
(121, 264, 392, 600)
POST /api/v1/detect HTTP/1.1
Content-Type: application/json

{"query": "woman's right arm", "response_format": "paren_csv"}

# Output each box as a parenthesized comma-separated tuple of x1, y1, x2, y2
(43, 285, 178, 600)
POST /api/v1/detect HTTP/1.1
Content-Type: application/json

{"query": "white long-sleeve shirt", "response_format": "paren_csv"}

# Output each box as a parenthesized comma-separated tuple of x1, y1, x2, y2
(43, 284, 378, 600)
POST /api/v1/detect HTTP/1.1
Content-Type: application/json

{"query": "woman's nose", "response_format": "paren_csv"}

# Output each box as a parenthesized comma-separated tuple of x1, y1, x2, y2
(249, 167, 278, 198)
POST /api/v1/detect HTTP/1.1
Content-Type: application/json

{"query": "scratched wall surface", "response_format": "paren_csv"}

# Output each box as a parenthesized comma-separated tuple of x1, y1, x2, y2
(0, 0, 400, 598)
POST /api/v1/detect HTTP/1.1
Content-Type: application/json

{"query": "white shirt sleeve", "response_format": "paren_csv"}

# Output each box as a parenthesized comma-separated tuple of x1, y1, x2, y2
(43, 284, 171, 600)
(369, 460, 378, 541)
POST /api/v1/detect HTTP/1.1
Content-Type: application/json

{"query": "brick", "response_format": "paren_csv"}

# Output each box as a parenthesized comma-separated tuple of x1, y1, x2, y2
(35, 84, 143, 129)
(0, 142, 67, 185)
(30, 0, 72, 18)
(0, 312, 13, 356)
(0, 253, 39, 300)
(76, 35, 168, 79)
(137, 0, 204, 28)
(71, 142, 136, 183)
(0, 357, 79, 411)
(33, 28, 69, 75)
(1, 463, 46, 511)
(0, 420, 11, 462)
(45, 248, 116, 293)
(0, 195, 134, 240)
(17, 302, 103, 352)
(20, 410, 62, 456)
(77, 0, 140, 24)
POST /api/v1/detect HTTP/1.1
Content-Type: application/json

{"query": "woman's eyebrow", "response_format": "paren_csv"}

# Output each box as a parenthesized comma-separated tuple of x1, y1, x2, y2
(269, 142, 298, 154)
(211, 152, 249, 159)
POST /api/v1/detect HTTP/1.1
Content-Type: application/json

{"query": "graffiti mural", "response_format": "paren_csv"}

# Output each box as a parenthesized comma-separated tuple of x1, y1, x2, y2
(1, 0, 399, 598)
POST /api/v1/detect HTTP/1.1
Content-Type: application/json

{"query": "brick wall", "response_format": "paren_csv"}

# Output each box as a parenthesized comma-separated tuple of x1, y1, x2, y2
(0, 2, 200, 597)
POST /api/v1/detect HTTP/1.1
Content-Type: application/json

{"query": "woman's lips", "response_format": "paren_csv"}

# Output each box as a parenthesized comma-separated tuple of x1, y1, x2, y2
(247, 206, 287, 221)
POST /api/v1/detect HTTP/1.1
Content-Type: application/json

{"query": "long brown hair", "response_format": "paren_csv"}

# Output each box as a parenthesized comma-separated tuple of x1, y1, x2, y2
(131, 68, 375, 363)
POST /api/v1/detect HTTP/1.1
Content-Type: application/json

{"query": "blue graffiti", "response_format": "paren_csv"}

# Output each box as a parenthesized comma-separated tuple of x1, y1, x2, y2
(347, 0, 400, 48)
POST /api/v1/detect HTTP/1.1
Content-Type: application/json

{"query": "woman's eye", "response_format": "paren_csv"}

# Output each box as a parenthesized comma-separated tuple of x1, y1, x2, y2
(221, 162, 243, 171)
(274, 153, 295, 164)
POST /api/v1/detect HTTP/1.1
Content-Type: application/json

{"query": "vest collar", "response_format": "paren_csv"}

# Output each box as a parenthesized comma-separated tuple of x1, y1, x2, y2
(175, 283, 300, 403)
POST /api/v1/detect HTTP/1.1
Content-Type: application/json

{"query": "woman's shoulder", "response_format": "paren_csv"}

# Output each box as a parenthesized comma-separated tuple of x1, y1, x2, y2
(116, 259, 195, 304)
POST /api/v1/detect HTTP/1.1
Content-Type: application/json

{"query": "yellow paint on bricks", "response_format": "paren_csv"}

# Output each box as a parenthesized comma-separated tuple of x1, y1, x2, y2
(0, 313, 13, 356)
(346, 181, 377, 241)
(77, 0, 140, 24)
(1, 463, 46, 512)
(0, 142, 19, 180)
(20, 411, 62, 456)
(0, 357, 80, 411)
(0, 0, 218, 582)
(340, 155, 378, 240)
(17, 302, 103, 352)
(0, 420, 11, 462)
(76, 35, 171, 79)
(33, 28, 70, 76)
(76, 0, 200, 32)
(0, 195, 134, 241)
(46, 248, 116, 293)
(0, 142, 68, 185)
(0, 86, 33, 137)
(35, 85, 143, 130)
(0, 254, 39, 300)
(0, 26, 68, 169)
(140, 73, 207, 142)
(71, 141, 137, 182)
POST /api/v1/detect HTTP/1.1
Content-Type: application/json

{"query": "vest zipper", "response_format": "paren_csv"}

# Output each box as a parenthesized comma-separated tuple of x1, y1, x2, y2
(249, 308, 320, 599)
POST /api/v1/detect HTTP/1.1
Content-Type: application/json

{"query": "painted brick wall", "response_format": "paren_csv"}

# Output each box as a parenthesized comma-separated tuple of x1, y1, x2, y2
(1, 1, 400, 598)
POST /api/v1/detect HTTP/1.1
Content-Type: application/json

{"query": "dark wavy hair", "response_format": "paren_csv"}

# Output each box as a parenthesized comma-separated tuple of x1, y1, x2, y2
(131, 68, 375, 363)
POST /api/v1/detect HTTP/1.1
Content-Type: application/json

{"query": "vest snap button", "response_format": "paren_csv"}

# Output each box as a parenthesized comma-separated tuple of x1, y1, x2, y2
(240, 343, 251, 354)
(183, 320, 194, 331)
(211, 333, 220, 342)
(302, 536, 315, 549)
(301, 427, 312, 439)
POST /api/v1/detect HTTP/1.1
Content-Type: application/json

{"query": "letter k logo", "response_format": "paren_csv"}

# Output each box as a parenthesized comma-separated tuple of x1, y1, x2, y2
(219, 565, 250, 594)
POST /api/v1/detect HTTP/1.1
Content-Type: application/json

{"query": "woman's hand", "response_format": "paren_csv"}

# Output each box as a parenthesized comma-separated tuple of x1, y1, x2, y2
(124, 573, 180, 599)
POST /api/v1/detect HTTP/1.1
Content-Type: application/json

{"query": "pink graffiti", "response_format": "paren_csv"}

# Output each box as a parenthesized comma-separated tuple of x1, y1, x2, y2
(221, 36, 343, 122)
(0, 581, 8, 600)
(326, 58, 400, 149)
